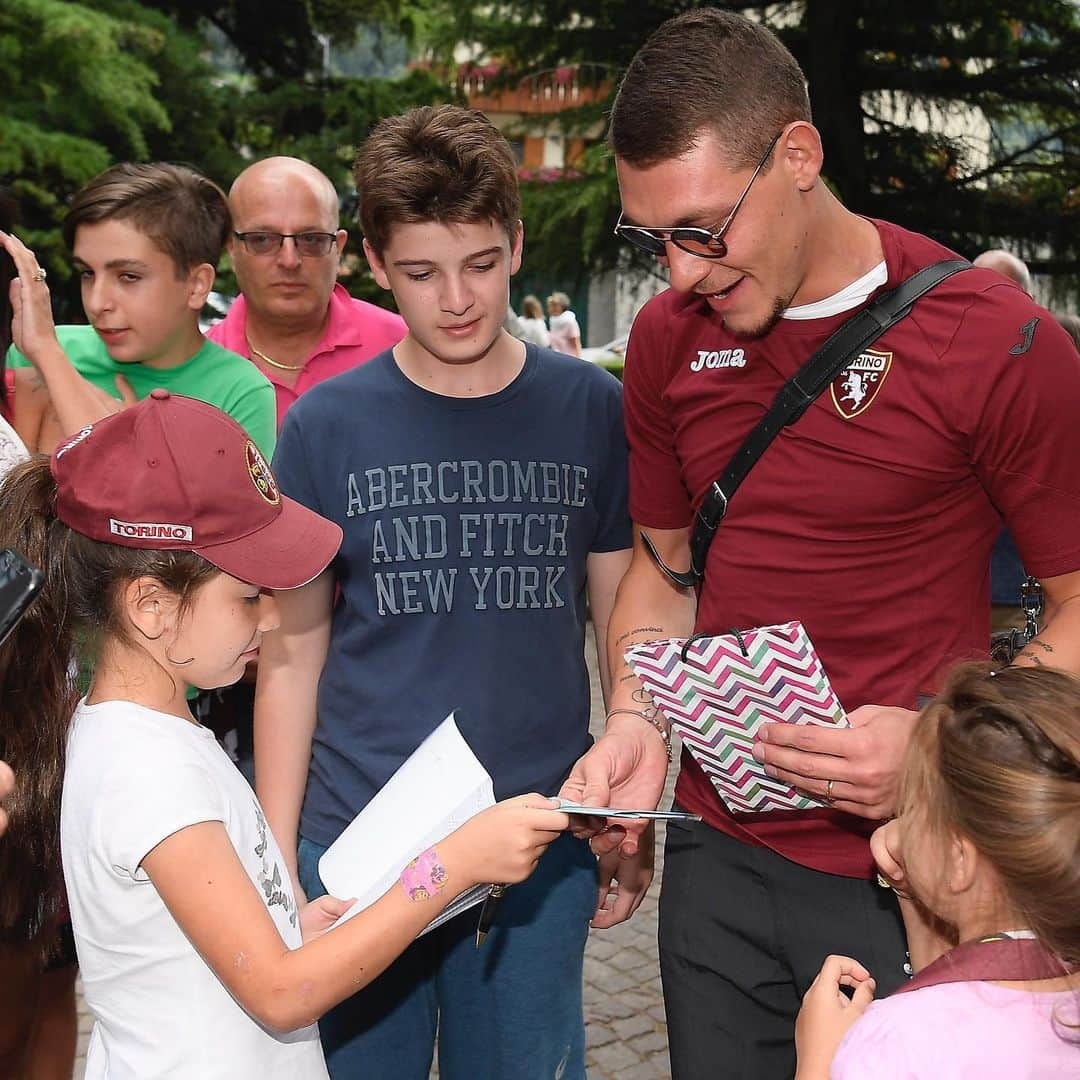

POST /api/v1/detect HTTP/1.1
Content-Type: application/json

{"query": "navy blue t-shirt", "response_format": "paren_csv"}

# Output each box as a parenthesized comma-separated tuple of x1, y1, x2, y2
(273, 344, 631, 848)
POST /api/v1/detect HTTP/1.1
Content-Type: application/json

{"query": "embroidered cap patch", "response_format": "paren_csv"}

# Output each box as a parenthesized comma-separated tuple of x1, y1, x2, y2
(246, 441, 281, 505)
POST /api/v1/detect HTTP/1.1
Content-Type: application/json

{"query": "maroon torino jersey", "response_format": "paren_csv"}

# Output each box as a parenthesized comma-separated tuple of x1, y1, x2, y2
(625, 219, 1080, 877)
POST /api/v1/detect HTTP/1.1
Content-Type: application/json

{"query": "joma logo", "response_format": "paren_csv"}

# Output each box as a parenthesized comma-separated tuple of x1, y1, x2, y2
(690, 348, 746, 372)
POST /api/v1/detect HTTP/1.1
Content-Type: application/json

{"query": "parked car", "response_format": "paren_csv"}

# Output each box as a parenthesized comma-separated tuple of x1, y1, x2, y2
(199, 291, 235, 332)
(581, 334, 628, 365)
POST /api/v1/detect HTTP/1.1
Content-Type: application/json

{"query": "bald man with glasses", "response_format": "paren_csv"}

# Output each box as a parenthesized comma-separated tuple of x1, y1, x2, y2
(560, 10, 1080, 1079)
(209, 156, 405, 427)
(206, 158, 405, 784)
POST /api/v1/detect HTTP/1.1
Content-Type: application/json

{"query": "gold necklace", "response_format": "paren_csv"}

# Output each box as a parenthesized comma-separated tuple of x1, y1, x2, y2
(246, 337, 306, 372)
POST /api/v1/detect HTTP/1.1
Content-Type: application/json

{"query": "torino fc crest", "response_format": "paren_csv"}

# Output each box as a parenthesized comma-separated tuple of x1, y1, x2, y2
(830, 348, 892, 419)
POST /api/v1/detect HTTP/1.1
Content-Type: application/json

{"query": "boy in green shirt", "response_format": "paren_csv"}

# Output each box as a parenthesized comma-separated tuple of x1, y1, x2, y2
(3, 161, 275, 456)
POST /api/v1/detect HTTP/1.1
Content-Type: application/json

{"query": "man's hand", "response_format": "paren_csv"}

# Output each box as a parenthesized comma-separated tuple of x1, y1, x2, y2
(1, 229, 63, 363)
(591, 823, 655, 929)
(558, 718, 669, 857)
(794, 954, 875, 1080)
(752, 705, 918, 819)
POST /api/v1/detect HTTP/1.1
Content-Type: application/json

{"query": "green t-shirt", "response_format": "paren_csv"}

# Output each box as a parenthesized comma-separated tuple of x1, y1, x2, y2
(8, 325, 277, 457)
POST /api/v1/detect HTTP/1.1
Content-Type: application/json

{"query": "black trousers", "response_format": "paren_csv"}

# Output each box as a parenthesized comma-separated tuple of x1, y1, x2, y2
(658, 819, 907, 1080)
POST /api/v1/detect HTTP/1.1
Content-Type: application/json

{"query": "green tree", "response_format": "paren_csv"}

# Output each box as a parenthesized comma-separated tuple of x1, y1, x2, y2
(0, 0, 240, 316)
(426, 1, 1080, 299)
(1, 0, 446, 313)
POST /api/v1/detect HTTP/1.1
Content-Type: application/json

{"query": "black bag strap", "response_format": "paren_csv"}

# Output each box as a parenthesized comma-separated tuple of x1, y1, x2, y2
(645, 258, 972, 587)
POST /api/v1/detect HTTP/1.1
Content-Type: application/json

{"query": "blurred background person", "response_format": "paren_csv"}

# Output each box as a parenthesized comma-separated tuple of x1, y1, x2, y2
(547, 290, 582, 357)
(1054, 311, 1080, 352)
(972, 248, 1033, 295)
(517, 293, 550, 346)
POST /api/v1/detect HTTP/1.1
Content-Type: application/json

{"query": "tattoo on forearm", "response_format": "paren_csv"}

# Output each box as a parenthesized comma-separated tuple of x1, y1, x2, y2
(1018, 651, 1044, 666)
(613, 626, 665, 648)
(618, 673, 637, 683)
(1029, 639, 1054, 653)
(632, 687, 656, 705)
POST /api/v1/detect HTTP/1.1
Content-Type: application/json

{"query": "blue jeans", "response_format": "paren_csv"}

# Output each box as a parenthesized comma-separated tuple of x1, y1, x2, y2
(298, 830, 595, 1080)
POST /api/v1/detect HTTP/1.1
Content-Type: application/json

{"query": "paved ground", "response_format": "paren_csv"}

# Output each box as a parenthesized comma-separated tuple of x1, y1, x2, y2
(74, 625, 676, 1078)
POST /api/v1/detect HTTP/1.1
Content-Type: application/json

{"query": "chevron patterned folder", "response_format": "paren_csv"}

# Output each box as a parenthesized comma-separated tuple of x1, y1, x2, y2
(626, 621, 849, 814)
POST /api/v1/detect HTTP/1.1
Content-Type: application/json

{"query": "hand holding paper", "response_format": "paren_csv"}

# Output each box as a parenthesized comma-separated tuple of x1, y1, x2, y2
(753, 702, 918, 819)
(627, 621, 850, 814)
(319, 715, 569, 937)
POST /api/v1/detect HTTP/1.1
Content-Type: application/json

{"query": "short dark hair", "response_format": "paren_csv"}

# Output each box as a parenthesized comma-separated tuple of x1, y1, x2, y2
(63, 162, 230, 277)
(354, 105, 521, 255)
(610, 9, 811, 169)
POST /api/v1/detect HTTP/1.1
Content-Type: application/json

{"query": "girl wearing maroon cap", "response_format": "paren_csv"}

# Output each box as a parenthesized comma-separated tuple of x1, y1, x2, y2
(0, 393, 568, 1079)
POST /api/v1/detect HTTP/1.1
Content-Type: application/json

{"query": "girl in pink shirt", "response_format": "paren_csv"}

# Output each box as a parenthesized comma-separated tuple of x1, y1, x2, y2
(795, 663, 1079, 1078)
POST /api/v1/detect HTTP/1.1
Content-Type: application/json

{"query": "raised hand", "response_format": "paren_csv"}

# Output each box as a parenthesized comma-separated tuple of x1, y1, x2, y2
(0, 229, 62, 365)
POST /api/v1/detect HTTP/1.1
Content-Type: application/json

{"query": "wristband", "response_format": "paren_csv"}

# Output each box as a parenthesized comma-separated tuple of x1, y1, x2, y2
(607, 707, 673, 761)
(400, 846, 448, 902)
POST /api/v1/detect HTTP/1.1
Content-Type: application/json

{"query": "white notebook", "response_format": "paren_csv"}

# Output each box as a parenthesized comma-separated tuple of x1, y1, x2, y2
(318, 712, 493, 934)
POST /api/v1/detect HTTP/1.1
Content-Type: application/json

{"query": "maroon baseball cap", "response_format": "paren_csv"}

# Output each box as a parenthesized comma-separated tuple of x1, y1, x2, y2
(51, 389, 342, 590)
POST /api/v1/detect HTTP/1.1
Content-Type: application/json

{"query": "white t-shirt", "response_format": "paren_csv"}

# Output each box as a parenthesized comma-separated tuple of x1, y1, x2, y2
(548, 309, 581, 354)
(0, 413, 28, 480)
(62, 698, 329, 1079)
(517, 316, 551, 347)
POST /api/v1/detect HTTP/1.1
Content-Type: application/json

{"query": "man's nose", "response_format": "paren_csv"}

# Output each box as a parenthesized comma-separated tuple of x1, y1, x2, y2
(276, 236, 303, 269)
(664, 243, 714, 294)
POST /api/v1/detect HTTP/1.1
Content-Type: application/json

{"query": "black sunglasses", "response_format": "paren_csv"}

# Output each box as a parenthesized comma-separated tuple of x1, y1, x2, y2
(613, 132, 782, 260)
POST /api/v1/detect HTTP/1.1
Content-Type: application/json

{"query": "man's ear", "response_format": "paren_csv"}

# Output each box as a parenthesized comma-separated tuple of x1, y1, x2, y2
(122, 576, 181, 643)
(509, 220, 524, 277)
(335, 229, 348, 257)
(362, 238, 391, 291)
(780, 121, 824, 193)
(186, 262, 217, 311)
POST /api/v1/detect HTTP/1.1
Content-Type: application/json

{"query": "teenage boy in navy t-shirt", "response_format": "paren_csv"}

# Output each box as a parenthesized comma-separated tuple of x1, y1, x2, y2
(254, 105, 635, 1079)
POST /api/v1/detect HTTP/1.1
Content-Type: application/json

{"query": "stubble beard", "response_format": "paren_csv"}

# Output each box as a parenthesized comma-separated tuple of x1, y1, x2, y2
(727, 294, 789, 341)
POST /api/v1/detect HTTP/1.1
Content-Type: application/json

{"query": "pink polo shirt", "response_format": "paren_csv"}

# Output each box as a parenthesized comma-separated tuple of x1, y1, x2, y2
(208, 284, 406, 428)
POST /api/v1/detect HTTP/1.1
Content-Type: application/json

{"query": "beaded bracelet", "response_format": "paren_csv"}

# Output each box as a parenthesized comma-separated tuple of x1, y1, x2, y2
(607, 707, 673, 761)
(400, 847, 448, 902)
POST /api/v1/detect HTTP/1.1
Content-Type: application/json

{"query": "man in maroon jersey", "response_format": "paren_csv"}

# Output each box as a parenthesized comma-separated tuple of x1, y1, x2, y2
(560, 10, 1080, 1079)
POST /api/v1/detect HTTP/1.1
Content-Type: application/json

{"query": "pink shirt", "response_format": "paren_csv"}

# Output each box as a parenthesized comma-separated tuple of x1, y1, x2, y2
(832, 981, 1080, 1078)
(209, 284, 406, 428)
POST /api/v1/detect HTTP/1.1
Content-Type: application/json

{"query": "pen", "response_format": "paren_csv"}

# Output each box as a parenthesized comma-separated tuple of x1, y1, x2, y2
(475, 883, 506, 948)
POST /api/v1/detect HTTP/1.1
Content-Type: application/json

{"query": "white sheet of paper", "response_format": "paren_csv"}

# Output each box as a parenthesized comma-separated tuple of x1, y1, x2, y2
(319, 712, 494, 935)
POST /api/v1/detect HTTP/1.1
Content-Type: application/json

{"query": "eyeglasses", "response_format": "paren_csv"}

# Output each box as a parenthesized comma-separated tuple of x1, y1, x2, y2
(232, 231, 338, 257)
(613, 132, 782, 260)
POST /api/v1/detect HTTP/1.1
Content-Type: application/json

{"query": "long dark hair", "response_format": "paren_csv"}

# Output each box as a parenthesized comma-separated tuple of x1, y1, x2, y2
(0, 189, 16, 413)
(0, 456, 216, 955)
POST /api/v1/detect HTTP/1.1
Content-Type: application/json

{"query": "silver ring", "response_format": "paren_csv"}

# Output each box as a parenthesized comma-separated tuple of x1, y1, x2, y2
(31, 267, 46, 283)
